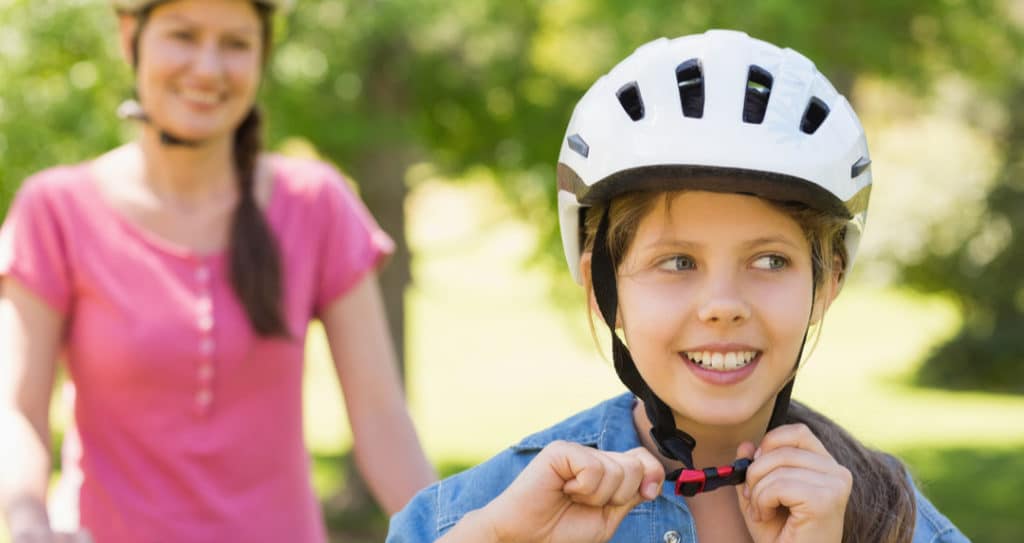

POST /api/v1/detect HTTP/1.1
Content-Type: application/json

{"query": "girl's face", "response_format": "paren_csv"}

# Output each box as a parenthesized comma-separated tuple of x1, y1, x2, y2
(615, 191, 825, 429)
(124, 0, 264, 143)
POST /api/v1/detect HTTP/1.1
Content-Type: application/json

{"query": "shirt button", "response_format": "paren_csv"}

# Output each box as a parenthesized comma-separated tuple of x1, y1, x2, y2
(197, 364, 214, 382)
(198, 314, 214, 332)
(663, 531, 681, 543)
(195, 266, 210, 283)
(199, 338, 215, 355)
(196, 389, 213, 406)
(196, 297, 213, 315)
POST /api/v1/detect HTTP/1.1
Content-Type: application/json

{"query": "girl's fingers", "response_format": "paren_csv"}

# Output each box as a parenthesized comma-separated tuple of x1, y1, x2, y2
(757, 423, 830, 457)
(554, 442, 663, 507)
(554, 442, 605, 495)
(575, 453, 626, 506)
(747, 466, 851, 523)
(744, 446, 844, 491)
(624, 447, 666, 500)
(606, 452, 645, 505)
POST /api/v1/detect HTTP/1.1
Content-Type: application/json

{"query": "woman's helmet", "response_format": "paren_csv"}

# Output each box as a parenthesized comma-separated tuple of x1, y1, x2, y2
(112, 0, 294, 13)
(556, 30, 872, 496)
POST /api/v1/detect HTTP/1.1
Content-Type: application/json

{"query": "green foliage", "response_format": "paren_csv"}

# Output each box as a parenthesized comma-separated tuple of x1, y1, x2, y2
(0, 0, 130, 214)
(903, 77, 1024, 393)
(898, 446, 1024, 543)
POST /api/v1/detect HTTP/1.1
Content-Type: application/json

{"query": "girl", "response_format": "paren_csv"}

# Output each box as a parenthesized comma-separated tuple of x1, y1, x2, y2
(387, 30, 967, 542)
(0, 1, 435, 541)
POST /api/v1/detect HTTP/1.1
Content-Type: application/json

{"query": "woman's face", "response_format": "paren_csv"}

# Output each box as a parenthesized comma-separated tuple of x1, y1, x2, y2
(129, 0, 264, 143)
(615, 191, 820, 429)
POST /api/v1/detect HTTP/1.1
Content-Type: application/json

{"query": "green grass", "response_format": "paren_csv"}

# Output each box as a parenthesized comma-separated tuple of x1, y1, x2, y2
(4, 180, 1023, 542)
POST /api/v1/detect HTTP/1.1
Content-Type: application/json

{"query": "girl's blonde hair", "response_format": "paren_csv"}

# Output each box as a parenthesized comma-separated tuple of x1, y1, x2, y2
(581, 189, 916, 543)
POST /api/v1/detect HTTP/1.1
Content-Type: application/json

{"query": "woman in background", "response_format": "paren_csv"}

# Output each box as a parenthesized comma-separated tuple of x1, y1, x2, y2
(0, 1, 435, 541)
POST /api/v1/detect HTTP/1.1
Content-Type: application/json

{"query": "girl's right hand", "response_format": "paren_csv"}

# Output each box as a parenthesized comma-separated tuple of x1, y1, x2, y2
(478, 440, 664, 543)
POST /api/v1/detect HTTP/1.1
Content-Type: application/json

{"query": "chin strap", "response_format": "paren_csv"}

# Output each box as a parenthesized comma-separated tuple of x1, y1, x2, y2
(117, 99, 204, 148)
(590, 207, 812, 496)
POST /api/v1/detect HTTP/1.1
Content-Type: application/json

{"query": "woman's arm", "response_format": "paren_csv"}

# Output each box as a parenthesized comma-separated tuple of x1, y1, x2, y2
(0, 278, 63, 539)
(321, 273, 436, 515)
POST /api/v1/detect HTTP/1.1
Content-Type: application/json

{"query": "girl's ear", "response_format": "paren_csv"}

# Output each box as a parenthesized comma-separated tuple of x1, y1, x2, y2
(810, 256, 844, 325)
(118, 14, 140, 67)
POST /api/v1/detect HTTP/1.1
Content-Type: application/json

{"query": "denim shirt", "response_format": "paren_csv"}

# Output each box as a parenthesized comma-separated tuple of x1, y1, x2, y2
(388, 393, 969, 542)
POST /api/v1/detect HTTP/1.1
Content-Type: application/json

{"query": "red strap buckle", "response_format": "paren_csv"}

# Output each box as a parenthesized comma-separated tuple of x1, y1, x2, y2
(673, 459, 750, 496)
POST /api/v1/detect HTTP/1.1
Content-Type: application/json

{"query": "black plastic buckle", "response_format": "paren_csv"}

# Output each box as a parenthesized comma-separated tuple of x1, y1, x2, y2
(673, 458, 752, 496)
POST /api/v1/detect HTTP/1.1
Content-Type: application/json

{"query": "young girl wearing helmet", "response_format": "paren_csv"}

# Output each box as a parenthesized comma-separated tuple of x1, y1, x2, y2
(387, 30, 967, 543)
(0, 1, 435, 541)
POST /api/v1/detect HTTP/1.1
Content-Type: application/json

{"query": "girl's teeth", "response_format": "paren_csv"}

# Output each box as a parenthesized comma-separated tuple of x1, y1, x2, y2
(685, 350, 757, 372)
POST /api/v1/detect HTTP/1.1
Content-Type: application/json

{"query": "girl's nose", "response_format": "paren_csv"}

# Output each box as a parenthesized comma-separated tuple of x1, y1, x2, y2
(696, 289, 752, 324)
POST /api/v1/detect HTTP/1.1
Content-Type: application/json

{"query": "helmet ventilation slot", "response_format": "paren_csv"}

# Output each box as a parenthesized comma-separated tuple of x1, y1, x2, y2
(676, 59, 704, 118)
(743, 65, 773, 124)
(800, 97, 830, 134)
(617, 82, 646, 121)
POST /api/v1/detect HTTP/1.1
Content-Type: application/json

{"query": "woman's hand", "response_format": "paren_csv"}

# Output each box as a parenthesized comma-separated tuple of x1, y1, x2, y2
(736, 423, 852, 543)
(478, 440, 664, 543)
(11, 527, 93, 543)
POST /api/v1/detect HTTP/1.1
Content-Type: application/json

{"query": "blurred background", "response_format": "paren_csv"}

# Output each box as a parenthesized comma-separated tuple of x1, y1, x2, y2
(2, 0, 1023, 541)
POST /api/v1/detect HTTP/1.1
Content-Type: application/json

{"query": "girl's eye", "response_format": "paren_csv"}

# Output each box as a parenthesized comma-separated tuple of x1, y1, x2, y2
(657, 255, 696, 271)
(753, 254, 789, 270)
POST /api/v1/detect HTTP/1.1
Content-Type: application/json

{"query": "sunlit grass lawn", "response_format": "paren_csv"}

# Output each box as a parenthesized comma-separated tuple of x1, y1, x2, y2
(4, 181, 1022, 542)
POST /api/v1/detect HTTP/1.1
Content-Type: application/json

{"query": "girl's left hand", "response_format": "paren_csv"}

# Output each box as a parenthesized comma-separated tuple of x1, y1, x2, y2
(735, 423, 852, 543)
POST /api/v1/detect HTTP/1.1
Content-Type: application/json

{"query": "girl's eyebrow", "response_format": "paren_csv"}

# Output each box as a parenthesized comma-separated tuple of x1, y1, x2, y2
(640, 236, 801, 251)
(742, 236, 802, 250)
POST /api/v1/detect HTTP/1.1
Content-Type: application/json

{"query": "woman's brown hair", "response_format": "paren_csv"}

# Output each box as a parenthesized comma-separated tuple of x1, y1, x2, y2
(133, 3, 288, 337)
(582, 189, 917, 543)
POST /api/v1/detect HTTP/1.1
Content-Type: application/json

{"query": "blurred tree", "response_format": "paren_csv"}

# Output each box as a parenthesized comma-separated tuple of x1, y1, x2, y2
(901, 74, 1024, 393)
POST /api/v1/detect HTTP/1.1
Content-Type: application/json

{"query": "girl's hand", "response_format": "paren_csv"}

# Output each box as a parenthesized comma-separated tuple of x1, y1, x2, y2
(480, 440, 664, 543)
(736, 424, 852, 543)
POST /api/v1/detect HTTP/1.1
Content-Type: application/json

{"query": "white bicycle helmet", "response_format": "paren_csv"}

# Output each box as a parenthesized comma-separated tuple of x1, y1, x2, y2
(557, 29, 871, 284)
(112, 0, 294, 13)
(561, 30, 874, 497)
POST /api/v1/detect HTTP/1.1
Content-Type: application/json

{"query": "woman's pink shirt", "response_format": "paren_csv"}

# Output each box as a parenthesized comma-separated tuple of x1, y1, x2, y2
(0, 155, 394, 542)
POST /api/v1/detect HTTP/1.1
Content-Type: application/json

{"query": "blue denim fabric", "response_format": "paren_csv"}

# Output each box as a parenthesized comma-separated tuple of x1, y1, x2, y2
(388, 393, 969, 542)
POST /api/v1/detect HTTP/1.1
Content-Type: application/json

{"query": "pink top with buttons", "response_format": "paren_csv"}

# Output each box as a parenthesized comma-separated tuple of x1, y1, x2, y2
(0, 155, 394, 542)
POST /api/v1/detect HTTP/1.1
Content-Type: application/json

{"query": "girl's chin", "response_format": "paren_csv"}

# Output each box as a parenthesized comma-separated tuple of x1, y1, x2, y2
(667, 400, 765, 429)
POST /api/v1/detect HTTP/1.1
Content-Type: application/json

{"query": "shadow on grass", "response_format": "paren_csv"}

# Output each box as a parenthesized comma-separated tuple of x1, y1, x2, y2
(312, 450, 475, 543)
(898, 446, 1024, 543)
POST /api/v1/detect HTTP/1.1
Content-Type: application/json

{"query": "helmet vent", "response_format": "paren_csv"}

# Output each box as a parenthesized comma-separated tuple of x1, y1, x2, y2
(675, 59, 704, 118)
(616, 82, 646, 121)
(800, 97, 830, 134)
(743, 65, 773, 124)
(567, 134, 590, 158)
